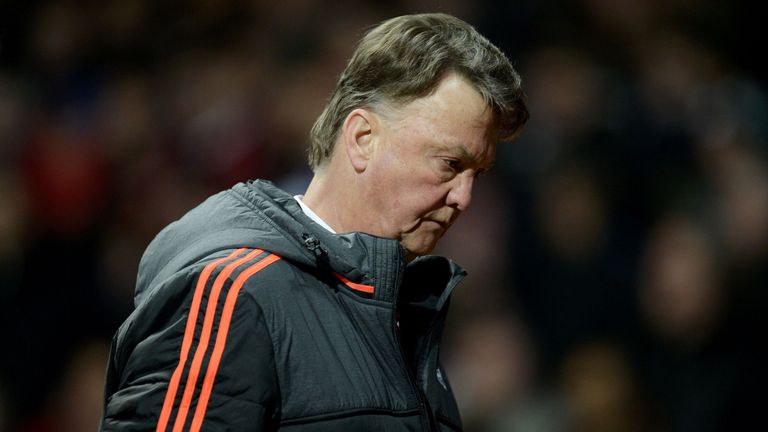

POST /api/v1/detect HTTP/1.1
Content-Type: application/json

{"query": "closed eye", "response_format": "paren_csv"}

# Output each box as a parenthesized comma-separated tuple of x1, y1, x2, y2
(444, 159, 462, 172)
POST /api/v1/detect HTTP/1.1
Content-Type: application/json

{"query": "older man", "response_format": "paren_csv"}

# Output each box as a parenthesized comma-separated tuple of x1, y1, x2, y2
(101, 13, 527, 432)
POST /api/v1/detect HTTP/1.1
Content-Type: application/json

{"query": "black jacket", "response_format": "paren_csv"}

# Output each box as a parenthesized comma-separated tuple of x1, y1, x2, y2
(101, 180, 466, 431)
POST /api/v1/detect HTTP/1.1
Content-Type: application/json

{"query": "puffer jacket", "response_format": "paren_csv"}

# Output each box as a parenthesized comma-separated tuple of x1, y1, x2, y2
(100, 180, 466, 431)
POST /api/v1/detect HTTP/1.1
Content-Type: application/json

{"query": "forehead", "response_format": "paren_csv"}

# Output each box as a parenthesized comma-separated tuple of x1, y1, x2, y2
(389, 74, 498, 162)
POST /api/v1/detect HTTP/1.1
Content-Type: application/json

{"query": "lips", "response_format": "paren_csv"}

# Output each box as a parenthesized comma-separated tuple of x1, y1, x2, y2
(425, 218, 450, 230)
(426, 211, 457, 229)
(420, 210, 457, 232)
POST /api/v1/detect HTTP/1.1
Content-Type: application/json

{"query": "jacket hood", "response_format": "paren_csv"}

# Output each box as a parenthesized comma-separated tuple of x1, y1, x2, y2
(135, 180, 419, 306)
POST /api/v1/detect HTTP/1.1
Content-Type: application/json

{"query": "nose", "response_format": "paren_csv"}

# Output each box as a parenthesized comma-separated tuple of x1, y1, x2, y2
(446, 173, 474, 211)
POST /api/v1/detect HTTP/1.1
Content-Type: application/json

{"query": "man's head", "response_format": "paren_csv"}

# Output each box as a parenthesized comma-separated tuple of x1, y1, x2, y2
(304, 13, 528, 260)
(309, 13, 528, 169)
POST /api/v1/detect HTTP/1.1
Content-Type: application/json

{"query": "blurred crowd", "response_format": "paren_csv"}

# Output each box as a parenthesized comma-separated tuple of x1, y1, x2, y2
(0, 0, 765, 431)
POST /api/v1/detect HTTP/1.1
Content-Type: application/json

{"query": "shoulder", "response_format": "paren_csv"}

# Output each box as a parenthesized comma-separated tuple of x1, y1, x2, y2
(181, 248, 287, 308)
(184, 248, 323, 307)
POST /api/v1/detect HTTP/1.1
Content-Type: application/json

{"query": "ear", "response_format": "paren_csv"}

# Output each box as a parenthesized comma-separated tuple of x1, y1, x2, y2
(341, 108, 376, 173)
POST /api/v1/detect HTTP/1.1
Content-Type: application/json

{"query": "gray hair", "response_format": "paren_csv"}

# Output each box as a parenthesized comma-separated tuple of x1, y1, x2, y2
(308, 12, 529, 169)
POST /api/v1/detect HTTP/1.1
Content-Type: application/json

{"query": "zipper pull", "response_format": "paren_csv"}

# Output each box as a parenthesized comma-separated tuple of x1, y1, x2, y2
(302, 234, 326, 256)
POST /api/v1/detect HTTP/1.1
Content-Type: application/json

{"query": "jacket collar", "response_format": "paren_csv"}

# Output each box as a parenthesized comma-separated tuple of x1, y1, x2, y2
(235, 180, 466, 307)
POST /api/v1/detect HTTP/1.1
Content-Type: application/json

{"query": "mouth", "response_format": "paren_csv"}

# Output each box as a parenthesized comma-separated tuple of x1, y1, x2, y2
(424, 218, 450, 230)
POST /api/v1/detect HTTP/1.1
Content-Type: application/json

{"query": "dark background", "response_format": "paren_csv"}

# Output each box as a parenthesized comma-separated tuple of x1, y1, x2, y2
(1, 0, 765, 430)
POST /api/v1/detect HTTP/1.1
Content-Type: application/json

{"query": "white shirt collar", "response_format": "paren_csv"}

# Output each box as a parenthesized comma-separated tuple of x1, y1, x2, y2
(293, 195, 337, 234)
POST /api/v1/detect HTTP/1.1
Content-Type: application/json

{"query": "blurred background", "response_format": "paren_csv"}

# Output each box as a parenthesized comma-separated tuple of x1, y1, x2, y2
(0, 0, 765, 431)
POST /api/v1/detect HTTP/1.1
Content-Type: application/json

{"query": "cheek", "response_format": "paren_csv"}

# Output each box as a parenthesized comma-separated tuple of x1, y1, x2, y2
(371, 153, 448, 219)
(400, 184, 449, 218)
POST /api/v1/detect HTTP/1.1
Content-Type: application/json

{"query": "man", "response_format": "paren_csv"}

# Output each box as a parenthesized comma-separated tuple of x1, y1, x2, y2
(101, 13, 527, 431)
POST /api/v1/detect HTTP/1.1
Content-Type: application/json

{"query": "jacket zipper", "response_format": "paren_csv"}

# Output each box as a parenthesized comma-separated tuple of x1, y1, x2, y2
(390, 247, 438, 432)
(393, 316, 438, 431)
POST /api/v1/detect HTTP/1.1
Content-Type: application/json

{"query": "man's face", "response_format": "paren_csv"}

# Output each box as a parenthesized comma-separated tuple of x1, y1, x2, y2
(364, 74, 498, 260)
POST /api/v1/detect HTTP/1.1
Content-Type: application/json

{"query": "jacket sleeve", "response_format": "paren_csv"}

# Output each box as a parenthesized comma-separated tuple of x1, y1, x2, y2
(101, 251, 282, 431)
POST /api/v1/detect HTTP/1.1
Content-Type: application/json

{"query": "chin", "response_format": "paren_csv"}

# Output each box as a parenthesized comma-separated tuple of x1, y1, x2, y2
(401, 230, 443, 259)
(403, 242, 438, 259)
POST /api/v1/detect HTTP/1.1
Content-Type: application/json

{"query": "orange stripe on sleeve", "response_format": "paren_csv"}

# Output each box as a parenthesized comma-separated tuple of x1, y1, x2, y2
(156, 248, 245, 432)
(189, 253, 282, 432)
(171, 248, 266, 432)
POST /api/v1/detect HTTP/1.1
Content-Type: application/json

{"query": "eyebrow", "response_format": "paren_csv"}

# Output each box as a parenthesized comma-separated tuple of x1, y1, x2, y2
(445, 145, 495, 171)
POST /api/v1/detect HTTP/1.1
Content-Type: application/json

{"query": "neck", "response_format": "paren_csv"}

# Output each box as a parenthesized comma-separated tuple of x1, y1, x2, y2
(302, 163, 361, 234)
(304, 162, 415, 262)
